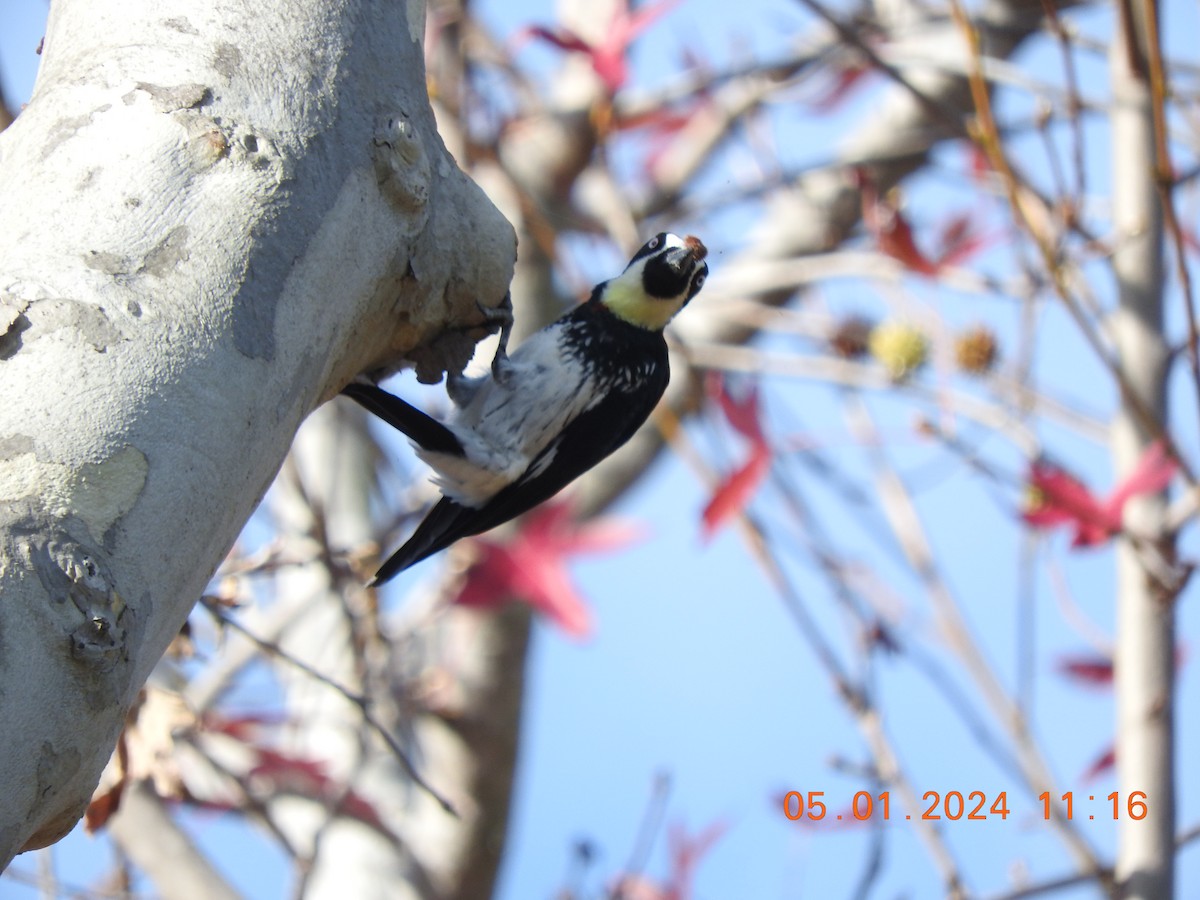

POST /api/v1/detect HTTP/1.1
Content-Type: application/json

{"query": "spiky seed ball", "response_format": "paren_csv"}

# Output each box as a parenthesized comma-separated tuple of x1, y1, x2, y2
(954, 325, 999, 374)
(830, 315, 875, 359)
(869, 320, 929, 380)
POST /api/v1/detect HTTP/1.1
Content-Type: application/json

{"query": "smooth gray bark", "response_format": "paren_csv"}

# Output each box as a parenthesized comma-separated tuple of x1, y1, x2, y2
(0, 0, 512, 865)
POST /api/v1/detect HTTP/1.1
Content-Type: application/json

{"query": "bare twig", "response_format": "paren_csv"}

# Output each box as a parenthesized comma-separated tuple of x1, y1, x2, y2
(842, 393, 1104, 879)
(200, 599, 458, 816)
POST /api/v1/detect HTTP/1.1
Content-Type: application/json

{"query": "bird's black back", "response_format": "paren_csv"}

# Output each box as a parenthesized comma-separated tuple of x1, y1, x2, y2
(372, 294, 671, 581)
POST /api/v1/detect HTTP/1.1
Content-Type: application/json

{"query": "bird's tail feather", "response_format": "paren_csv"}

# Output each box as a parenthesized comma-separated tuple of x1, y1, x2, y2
(372, 497, 475, 585)
(342, 383, 463, 455)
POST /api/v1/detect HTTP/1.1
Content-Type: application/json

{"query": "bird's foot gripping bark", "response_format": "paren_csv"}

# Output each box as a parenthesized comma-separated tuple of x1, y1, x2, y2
(484, 291, 514, 386)
(446, 292, 514, 405)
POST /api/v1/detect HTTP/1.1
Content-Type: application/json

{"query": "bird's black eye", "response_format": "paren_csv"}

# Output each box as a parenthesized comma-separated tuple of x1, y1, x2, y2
(647, 235, 662, 250)
(693, 272, 706, 290)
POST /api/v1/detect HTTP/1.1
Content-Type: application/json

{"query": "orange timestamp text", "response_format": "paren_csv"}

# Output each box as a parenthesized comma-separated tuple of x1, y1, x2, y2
(782, 790, 1149, 822)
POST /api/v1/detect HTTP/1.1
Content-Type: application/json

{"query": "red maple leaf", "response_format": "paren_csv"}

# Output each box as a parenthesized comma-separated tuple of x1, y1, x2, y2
(701, 374, 771, 539)
(248, 749, 395, 838)
(515, 0, 680, 94)
(1081, 745, 1116, 783)
(809, 62, 873, 112)
(1056, 644, 1187, 688)
(935, 211, 993, 267)
(966, 141, 994, 183)
(701, 447, 771, 538)
(662, 819, 727, 900)
(1022, 440, 1178, 547)
(708, 371, 765, 444)
(454, 503, 643, 637)
(1056, 655, 1113, 687)
(858, 170, 993, 275)
(201, 711, 287, 741)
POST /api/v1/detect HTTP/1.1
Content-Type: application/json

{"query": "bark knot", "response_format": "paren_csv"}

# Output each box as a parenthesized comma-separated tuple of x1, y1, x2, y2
(30, 537, 129, 668)
(373, 115, 431, 218)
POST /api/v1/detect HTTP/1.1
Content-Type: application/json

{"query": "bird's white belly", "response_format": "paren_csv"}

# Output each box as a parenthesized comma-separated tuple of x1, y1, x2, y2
(415, 327, 595, 506)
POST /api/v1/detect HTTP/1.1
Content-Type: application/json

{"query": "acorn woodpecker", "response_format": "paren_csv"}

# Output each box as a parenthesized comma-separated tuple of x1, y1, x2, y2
(344, 232, 708, 584)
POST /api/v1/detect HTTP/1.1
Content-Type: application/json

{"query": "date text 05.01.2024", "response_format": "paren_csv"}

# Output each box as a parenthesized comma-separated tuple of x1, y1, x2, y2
(783, 791, 1149, 823)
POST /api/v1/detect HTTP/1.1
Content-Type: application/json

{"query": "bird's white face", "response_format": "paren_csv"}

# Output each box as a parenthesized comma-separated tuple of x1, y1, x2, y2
(600, 232, 709, 331)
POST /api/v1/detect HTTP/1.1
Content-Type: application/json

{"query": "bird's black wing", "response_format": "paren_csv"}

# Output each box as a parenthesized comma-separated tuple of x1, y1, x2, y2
(371, 496, 477, 584)
(446, 366, 670, 538)
(342, 383, 463, 455)
(371, 369, 668, 583)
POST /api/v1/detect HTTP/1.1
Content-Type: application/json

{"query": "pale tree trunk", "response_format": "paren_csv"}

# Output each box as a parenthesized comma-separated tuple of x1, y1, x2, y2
(107, 780, 241, 900)
(241, 402, 529, 900)
(1109, 2, 1174, 897)
(0, 0, 512, 866)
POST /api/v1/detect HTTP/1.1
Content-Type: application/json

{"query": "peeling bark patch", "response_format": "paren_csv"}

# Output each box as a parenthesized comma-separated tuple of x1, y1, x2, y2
(23, 742, 86, 851)
(406, 0, 425, 43)
(41, 112, 102, 162)
(84, 250, 133, 277)
(0, 434, 36, 458)
(3, 445, 148, 539)
(83, 227, 189, 281)
(17, 297, 123, 351)
(142, 226, 190, 277)
(212, 43, 242, 80)
(1, 294, 32, 359)
(0, 313, 31, 359)
(127, 82, 211, 114)
(36, 742, 81, 798)
(161, 16, 199, 35)
(410, 331, 477, 385)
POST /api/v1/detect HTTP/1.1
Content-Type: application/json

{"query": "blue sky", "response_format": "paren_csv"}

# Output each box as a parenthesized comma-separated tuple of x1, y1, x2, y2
(3, 0, 1199, 898)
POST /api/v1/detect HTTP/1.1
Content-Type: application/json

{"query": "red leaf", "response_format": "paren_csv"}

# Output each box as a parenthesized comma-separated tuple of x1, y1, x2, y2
(966, 141, 993, 182)
(453, 503, 642, 637)
(809, 63, 872, 112)
(202, 711, 286, 741)
(1056, 655, 1113, 687)
(1022, 440, 1178, 547)
(665, 819, 727, 900)
(334, 791, 395, 837)
(1057, 645, 1188, 688)
(247, 748, 396, 838)
(84, 779, 125, 833)
(859, 177, 932, 274)
(872, 203, 939, 275)
(1081, 745, 1116, 783)
(610, 876, 669, 900)
(515, 24, 593, 56)
(1104, 439, 1178, 515)
(933, 211, 994, 267)
(1022, 461, 1100, 523)
(1182, 226, 1200, 258)
(707, 372, 766, 445)
(251, 748, 331, 789)
(701, 446, 770, 539)
(515, 0, 680, 93)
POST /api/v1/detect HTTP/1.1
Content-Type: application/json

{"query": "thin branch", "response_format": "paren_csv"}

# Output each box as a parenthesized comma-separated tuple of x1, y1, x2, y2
(948, 0, 1195, 491)
(659, 407, 971, 896)
(619, 772, 672, 883)
(790, 0, 970, 135)
(200, 599, 458, 817)
(1139, 0, 1200, 419)
(842, 393, 1105, 879)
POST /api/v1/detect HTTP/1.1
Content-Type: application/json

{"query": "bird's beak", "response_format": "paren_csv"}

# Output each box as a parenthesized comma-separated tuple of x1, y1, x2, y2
(665, 236, 708, 274)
